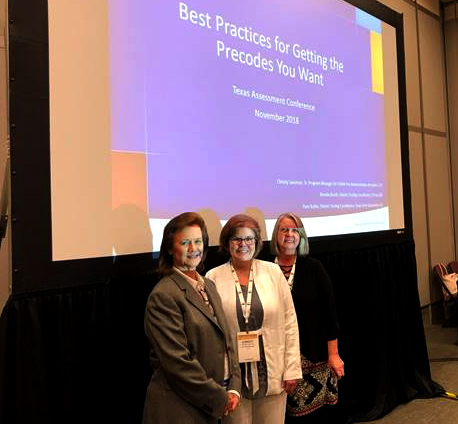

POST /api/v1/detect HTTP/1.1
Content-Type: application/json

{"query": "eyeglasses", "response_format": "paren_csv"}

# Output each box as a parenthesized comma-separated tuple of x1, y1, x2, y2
(230, 236, 256, 245)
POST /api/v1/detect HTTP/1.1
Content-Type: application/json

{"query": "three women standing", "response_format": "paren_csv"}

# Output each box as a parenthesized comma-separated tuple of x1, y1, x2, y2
(206, 214, 302, 424)
(143, 211, 343, 424)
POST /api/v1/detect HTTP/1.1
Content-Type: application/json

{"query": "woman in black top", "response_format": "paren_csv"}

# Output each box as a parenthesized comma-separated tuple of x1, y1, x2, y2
(270, 212, 344, 423)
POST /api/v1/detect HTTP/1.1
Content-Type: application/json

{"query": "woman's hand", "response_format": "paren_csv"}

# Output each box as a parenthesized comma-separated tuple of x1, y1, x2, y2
(327, 339, 344, 379)
(223, 392, 240, 415)
(328, 354, 344, 379)
(282, 379, 299, 394)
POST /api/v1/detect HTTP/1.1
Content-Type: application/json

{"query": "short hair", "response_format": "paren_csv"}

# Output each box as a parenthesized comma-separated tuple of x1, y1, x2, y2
(219, 214, 263, 258)
(270, 212, 309, 257)
(158, 212, 209, 277)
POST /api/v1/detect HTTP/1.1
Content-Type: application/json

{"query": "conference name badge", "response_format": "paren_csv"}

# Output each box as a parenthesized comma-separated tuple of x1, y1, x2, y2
(236, 330, 261, 363)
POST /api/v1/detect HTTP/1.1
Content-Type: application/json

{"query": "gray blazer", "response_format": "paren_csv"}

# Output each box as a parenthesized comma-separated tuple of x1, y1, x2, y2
(142, 271, 241, 424)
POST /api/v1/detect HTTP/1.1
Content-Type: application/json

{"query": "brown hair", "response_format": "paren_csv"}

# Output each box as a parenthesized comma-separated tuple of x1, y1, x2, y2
(158, 212, 209, 277)
(219, 214, 263, 258)
(270, 212, 309, 257)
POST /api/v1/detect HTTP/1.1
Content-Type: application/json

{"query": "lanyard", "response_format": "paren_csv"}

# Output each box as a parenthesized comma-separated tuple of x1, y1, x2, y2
(230, 261, 254, 326)
(275, 257, 296, 290)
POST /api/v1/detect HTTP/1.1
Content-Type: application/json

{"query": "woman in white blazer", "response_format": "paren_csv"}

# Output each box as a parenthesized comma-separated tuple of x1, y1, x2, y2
(206, 214, 301, 424)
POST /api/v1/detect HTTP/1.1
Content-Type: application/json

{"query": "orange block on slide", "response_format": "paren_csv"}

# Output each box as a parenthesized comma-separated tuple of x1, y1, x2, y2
(112, 151, 148, 213)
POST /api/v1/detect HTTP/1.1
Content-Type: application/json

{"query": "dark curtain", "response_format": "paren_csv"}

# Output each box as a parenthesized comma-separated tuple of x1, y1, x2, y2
(0, 241, 443, 424)
(313, 241, 443, 421)
(0, 274, 156, 424)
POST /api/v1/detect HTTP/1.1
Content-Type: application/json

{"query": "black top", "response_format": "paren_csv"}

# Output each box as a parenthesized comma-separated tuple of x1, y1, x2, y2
(290, 256, 339, 363)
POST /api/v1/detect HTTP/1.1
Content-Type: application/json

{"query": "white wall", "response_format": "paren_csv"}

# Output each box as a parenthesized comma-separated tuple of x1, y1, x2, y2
(374, 0, 456, 310)
(444, 2, 458, 281)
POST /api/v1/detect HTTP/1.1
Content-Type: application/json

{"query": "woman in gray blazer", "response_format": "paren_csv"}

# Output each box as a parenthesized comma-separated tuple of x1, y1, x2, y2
(142, 212, 241, 424)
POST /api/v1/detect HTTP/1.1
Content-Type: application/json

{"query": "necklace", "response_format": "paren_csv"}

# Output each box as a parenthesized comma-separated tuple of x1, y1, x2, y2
(278, 264, 293, 271)
(275, 257, 296, 290)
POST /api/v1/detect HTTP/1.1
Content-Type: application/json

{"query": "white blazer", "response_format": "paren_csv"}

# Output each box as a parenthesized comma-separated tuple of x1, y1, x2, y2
(206, 259, 302, 396)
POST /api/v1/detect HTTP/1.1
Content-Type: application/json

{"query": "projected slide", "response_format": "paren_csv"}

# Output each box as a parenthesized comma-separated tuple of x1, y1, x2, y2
(109, 0, 400, 249)
(49, 0, 405, 259)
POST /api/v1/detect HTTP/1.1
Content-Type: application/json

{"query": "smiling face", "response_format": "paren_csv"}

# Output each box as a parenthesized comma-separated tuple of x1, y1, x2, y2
(172, 225, 204, 271)
(277, 217, 300, 255)
(229, 227, 256, 263)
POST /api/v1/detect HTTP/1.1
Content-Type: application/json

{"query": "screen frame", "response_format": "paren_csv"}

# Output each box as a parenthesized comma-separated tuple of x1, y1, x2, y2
(8, 0, 412, 294)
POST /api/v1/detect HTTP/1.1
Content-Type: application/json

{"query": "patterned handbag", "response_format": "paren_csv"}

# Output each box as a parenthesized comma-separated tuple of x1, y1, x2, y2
(286, 354, 338, 417)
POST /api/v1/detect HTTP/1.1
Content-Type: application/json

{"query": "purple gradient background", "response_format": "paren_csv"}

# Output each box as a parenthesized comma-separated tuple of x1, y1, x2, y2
(109, 0, 387, 219)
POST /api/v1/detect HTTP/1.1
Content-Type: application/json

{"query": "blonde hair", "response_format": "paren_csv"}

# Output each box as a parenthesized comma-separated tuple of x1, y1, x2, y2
(270, 212, 309, 257)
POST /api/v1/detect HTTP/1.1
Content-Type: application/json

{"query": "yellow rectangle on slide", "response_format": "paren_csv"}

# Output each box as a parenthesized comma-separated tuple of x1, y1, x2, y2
(370, 30, 384, 94)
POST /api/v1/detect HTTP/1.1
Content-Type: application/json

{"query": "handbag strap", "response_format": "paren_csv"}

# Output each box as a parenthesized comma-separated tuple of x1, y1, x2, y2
(438, 263, 448, 277)
(436, 263, 456, 299)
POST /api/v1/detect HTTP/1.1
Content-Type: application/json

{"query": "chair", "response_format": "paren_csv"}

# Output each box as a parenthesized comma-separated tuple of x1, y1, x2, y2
(448, 261, 458, 274)
(433, 263, 458, 327)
